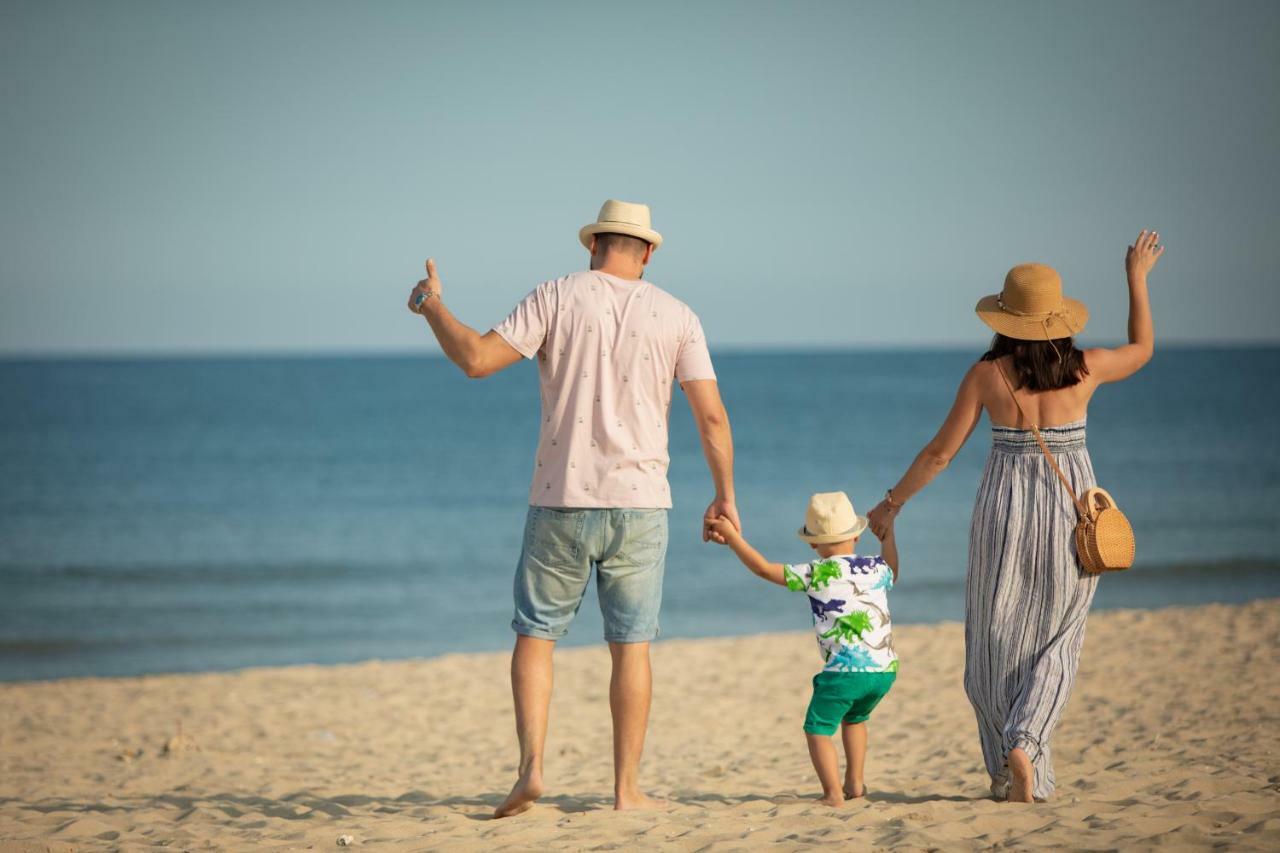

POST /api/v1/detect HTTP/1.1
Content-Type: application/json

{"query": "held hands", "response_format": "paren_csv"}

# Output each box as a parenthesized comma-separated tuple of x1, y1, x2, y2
(703, 498, 741, 544)
(706, 515, 740, 547)
(867, 499, 900, 540)
(407, 259, 443, 314)
(1125, 230, 1164, 281)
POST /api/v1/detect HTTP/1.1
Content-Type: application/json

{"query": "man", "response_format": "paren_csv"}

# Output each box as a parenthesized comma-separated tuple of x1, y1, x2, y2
(406, 199, 738, 816)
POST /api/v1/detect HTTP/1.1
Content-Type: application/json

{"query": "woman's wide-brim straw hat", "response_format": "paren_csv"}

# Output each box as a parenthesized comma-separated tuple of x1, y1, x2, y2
(579, 199, 663, 250)
(797, 491, 868, 545)
(975, 263, 1089, 341)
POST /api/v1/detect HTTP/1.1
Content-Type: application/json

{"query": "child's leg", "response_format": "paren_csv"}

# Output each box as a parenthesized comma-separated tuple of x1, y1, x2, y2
(805, 734, 845, 807)
(841, 721, 868, 798)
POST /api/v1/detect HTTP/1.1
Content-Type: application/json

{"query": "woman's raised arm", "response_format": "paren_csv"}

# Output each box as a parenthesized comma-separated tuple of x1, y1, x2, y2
(1086, 230, 1163, 384)
(867, 364, 985, 537)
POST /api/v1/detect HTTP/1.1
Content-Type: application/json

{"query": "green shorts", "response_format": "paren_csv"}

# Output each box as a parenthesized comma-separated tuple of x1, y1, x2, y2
(803, 670, 897, 735)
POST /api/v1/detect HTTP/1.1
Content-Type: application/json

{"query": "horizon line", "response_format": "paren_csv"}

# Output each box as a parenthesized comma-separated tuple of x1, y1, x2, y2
(1, 339, 1277, 364)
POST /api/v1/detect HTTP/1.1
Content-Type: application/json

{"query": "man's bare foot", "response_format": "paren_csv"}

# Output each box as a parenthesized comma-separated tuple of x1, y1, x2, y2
(842, 781, 867, 799)
(819, 792, 846, 807)
(494, 767, 543, 818)
(1006, 747, 1034, 804)
(614, 790, 667, 811)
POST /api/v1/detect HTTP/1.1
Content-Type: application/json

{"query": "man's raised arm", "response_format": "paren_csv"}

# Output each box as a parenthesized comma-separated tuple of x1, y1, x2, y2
(407, 259, 523, 379)
(682, 379, 739, 542)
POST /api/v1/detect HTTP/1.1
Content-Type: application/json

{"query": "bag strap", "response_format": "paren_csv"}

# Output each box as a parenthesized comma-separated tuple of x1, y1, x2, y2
(995, 364, 1089, 519)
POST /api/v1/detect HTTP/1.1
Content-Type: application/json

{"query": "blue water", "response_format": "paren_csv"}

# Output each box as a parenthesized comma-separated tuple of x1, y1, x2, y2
(2, 348, 1278, 681)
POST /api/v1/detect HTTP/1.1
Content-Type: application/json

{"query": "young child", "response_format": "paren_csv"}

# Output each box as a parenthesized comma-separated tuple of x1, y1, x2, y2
(708, 491, 899, 807)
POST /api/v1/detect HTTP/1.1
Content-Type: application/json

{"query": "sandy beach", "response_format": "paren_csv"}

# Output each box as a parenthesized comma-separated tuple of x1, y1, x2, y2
(1, 599, 1277, 851)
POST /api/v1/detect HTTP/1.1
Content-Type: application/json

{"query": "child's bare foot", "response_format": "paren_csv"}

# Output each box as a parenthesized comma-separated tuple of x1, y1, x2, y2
(494, 767, 543, 818)
(1006, 747, 1034, 804)
(819, 791, 846, 807)
(614, 790, 667, 811)
(842, 781, 867, 799)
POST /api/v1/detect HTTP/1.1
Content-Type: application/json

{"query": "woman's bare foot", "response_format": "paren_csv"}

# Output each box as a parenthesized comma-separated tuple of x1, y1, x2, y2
(819, 791, 846, 807)
(1006, 747, 1034, 803)
(494, 767, 543, 818)
(842, 781, 867, 799)
(614, 790, 667, 811)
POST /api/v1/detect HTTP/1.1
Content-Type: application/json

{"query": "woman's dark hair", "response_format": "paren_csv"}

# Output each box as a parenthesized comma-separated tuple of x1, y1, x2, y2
(980, 334, 1089, 391)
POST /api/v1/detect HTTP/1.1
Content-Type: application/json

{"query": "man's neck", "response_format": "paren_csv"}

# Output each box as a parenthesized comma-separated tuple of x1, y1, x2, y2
(590, 259, 645, 281)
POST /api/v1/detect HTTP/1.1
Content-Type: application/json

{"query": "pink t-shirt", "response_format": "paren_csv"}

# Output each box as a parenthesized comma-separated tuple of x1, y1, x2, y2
(493, 270, 716, 509)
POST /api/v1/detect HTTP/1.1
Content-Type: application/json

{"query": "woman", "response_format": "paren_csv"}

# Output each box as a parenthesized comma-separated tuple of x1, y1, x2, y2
(867, 231, 1164, 803)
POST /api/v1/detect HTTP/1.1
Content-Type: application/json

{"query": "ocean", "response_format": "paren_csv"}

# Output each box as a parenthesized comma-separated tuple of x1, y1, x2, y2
(2, 348, 1278, 681)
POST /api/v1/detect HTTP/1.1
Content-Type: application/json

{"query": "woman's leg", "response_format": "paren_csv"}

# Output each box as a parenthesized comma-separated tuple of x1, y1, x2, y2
(964, 519, 1016, 796)
(1001, 600, 1090, 800)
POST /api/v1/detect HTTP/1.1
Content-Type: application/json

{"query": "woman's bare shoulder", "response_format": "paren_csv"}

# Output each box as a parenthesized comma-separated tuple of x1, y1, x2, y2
(1080, 348, 1111, 384)
(966, 357, 1005, 386)
(956, 359, 999, 406)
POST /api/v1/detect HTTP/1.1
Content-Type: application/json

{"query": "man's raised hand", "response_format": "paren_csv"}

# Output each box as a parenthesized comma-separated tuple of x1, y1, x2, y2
(408, 258, 443, 314)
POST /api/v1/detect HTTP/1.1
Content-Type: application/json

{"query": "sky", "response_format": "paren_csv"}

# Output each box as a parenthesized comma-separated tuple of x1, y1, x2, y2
(1, 0, 1278, 356)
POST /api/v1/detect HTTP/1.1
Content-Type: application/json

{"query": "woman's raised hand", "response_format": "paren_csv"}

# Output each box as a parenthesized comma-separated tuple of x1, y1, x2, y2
(1125, 229, 1164, 281)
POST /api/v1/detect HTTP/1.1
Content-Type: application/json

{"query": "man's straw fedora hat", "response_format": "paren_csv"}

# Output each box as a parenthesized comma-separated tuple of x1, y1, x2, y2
(797, 491, 868, 545)
(975, 263, 1089, 341)
(579, 199, 663, 250)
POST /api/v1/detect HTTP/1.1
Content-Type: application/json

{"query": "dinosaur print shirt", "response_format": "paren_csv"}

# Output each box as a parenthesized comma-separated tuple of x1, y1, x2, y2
(783, 555, 897, 674)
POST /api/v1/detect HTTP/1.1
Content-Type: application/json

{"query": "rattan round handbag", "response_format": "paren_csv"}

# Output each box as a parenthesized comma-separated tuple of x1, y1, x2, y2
(1073, 487, 1135, 573)
(998, 367, 1135, 574)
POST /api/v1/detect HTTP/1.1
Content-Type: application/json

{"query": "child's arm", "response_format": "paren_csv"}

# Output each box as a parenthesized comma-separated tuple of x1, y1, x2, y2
(708, 516, 787, 586)
(879, 521, 900, 582)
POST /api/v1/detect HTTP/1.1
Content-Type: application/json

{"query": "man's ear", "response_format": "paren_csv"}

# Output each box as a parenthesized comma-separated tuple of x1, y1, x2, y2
(642, 243, 655, 265)
(589, 236, 598, 255)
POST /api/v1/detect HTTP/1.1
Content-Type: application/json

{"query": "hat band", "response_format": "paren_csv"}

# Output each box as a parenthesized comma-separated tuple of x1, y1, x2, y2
(803, 523, 861, 538)
(996, 295, 1066, 319)
(995, 296, 1077, 358)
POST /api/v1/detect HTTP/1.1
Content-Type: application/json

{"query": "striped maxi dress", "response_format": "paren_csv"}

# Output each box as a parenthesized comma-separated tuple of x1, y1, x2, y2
(965, 419, 1099, 801)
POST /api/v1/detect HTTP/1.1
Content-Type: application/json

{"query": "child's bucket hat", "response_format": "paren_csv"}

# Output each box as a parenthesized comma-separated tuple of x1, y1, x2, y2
(797, 491, 868, 545)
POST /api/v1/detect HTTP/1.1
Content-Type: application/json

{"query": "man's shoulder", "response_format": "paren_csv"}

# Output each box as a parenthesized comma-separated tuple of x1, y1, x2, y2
(533, 271, 586, 292)
(642, 280, 689, 307)
(641, 281, 702, 327)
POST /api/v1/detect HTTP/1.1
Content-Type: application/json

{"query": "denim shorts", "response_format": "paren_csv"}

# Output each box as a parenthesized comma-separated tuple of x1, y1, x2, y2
(512, 507, 668, 643)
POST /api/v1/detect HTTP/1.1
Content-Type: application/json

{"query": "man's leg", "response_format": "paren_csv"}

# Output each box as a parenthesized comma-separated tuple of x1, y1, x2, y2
(495, 635, 555, 818)
(596, 510, 668, 810)
(608, 640, 660, 810)
(501, 506, 592, 818)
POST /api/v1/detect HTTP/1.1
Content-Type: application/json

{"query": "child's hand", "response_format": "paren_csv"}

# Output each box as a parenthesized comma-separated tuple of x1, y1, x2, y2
(707, 515, 740, 546)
